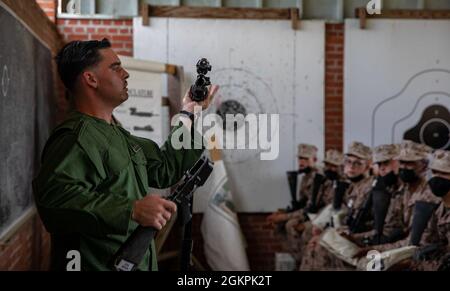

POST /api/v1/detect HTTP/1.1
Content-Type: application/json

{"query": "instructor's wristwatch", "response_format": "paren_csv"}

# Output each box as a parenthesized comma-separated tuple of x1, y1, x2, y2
(180, 110, 195, 122)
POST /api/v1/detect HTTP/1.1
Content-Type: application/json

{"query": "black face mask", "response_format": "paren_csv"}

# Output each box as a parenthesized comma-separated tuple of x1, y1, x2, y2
(428, 177, 450, 198)
(348, 174, 365, 183)
(399, 168, 418, 183)
(325, 170, 339, 181)
(299, 167, 312, 174)
(380, 171, 398, 187)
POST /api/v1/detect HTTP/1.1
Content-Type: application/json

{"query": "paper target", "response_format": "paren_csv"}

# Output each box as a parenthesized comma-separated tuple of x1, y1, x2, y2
(345, 19, 450, 149)
(207, 68, 279, 164)
(404, 104, 450, 150)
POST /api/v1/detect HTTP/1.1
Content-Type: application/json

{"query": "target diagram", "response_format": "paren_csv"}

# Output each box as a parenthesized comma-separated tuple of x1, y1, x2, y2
(371, 69, 450, 149)
(207, 68, 280, 164)
(403, 104, 450, 150)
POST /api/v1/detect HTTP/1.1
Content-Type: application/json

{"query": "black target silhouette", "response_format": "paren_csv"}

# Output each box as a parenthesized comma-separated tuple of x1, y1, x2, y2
(404, 105, 450, 150)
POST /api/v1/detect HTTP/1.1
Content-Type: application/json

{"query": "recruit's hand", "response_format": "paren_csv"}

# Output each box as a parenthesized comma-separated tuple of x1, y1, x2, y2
(266, 212, 290, 225)
(294, 222, 306, 233)
(182, 85, 220, 113)
(312, 226, 323, 236)
(132, 195, 177, 230)
(339, 232, 364, 247)
(352, 246, 373, 259)
(387, 258, 413, 271)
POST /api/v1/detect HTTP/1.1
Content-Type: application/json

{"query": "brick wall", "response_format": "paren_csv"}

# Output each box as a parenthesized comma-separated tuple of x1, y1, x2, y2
(324, 23, 345, 152)
(36, 0, 57, 23)
(56, 19, 134, 57)
(0, 216, 51, 271)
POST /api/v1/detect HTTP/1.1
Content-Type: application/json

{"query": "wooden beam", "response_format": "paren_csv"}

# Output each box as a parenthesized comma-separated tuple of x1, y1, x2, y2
(290, 8, 300, 30)
(357, 7, 367, 29)
(355, 8, 450, 21)
(141, 2, 149, 26)
(165, 64, 178, 75)
(146, 5, 293, 20)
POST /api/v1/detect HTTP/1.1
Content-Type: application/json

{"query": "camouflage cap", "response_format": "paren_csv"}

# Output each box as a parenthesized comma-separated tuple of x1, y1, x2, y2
(324, 149, 344, 166)
(346, 141, 372, 160)
(373, 144, 400, 163)
(429, 150, 450, 174)
(298, 143, 318, 159)
(396, 140, 432, 162)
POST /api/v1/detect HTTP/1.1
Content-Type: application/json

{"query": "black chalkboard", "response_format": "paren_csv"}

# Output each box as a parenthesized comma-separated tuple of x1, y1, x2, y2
(0, 5, 55, 237)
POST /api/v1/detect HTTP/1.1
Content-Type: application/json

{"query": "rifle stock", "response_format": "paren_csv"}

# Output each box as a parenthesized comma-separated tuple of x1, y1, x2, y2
(110, 156, 214, 271)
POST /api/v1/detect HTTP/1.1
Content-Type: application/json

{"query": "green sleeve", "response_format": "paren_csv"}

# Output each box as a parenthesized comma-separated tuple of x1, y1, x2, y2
(33, 132, 134, 237)
(134, 124, 205, 189)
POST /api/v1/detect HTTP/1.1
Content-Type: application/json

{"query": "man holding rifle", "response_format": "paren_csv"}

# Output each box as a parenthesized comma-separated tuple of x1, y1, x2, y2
(32, 39, 218, 271)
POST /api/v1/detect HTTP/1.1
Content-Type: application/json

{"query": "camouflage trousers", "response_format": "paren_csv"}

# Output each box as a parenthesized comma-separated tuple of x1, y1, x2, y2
(299, 234, 355, 271)
(285, 218, 314, 267)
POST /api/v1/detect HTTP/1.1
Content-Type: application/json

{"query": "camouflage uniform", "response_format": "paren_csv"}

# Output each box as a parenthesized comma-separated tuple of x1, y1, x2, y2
(414, 202, 450, 271)
(368, 177, 440, 253)
(299, 142, 373, 271)
(414, 150, 450, 271)
(353, 144, 404, 241)
(285, 150, 344, 265)
(285, 168, 320, 264)
(299, 176, 375, 271)
(274, 144, 319, 257)
(372, 141, 439, 251)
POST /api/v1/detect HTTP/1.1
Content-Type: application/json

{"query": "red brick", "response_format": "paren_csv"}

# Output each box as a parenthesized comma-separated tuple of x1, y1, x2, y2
(74, 27, 85, 33)
(91, 34, 109, 40)
(68, 19, 78, 25)
(112, 35, 132, 42)
(80, 20, 91, 25)
(66, 34, 89, 41)
(116, 51, 132, 56)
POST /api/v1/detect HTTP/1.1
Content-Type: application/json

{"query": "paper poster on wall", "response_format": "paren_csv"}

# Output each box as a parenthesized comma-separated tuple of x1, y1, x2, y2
(134, 18, 325, 212)
(344, 19, 450, 150)
(113, 59, 164, 146)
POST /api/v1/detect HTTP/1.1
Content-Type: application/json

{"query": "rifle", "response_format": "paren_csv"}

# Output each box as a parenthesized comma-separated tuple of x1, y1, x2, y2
(438, 253, 450, 271)
(110, 156, 214, 271)
(413, 243, 445, 262)
(333, 181, 349, 211)
(286, 171, 301, 212)
(305, 173, 325, 214)
(348, 190, 373, 234)
(409, 201, 438, 246)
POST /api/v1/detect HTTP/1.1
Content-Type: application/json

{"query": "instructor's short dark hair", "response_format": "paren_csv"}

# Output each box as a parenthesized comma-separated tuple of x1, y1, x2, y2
(55, 38, 111, 92)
